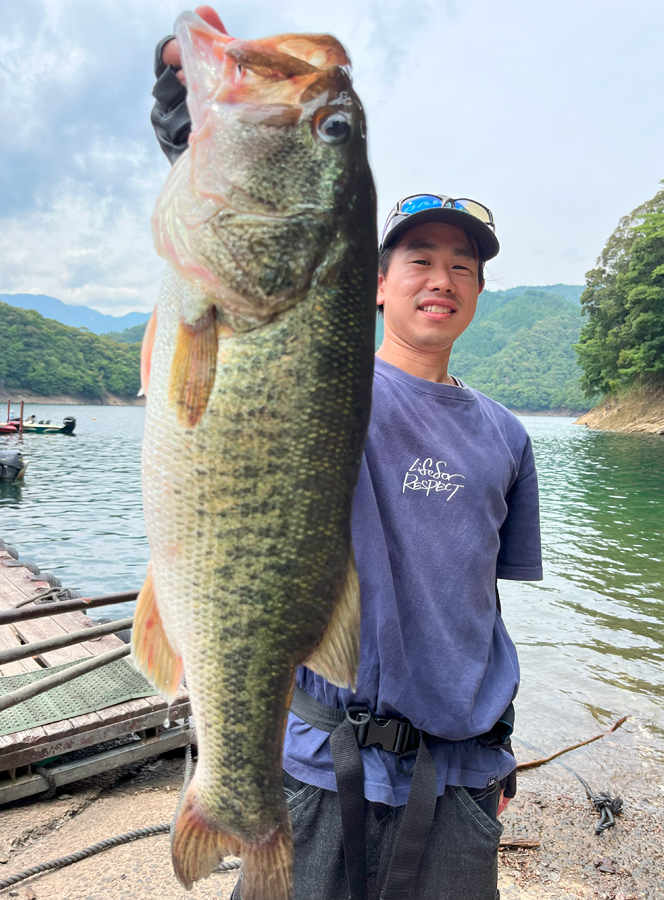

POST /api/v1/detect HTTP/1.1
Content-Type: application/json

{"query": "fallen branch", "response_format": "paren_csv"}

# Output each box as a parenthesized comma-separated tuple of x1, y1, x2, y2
(499, 836, 541, 849)
(516, 716, 629, 771)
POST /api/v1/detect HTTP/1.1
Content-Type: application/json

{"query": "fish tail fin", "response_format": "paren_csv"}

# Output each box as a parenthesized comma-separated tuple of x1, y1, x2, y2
(240, 828, 293, 900)
(131, 564, 183, 702)
(171, 782, 242, 889)
(168, 309, 218, 428)
(304, 547, 360, 690)
(138, 305, 158, 396)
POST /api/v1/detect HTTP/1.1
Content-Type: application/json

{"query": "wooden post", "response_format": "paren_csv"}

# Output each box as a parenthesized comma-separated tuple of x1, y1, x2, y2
(5, 400, 9, 425)
(19, 401, 24, 435)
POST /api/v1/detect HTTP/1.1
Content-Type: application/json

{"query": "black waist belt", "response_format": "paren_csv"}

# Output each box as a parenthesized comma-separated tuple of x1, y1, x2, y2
(290, 686, 514, 900)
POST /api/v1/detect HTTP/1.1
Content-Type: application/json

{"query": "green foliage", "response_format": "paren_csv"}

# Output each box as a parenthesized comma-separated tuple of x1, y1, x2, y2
(104, 322, 147, 344)
(575, 185, 664, 396)
(450, 289, 592, 411)
(0, 302, 141, 399)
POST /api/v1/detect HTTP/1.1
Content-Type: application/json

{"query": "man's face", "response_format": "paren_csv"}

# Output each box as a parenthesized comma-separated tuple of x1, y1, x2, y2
(377, 221, 484, 354)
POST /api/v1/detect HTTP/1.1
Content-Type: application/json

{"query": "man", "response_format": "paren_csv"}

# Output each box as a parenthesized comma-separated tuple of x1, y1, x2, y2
(151, 12, 543, 900)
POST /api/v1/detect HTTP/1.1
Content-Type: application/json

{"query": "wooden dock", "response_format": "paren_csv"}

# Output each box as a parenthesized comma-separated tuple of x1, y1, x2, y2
(0, 547, 191, 804)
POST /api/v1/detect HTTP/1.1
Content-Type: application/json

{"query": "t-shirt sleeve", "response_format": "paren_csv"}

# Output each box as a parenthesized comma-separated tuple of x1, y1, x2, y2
(496, 436, 543, 581)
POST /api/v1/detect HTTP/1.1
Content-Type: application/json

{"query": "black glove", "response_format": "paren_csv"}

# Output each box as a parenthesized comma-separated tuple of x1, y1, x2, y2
(500, 739, 517, 799)
(150, 35, 192, 165)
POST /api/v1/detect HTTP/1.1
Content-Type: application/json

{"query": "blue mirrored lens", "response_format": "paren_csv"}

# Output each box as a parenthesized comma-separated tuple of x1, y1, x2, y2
(400, 195, 445, 215)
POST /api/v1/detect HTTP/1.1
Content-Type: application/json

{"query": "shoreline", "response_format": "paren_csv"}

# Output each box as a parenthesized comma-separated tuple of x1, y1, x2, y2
(574, 382, 664, 434)
(0, 744, 661, 900)
(1, 392, 145, 407)
(1, 394, 584, 416)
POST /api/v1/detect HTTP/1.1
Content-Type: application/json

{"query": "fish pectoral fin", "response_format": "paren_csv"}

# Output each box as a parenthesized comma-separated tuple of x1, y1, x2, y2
(131, 566, 183, 702)
(304, 549, 360, 691)
(138, 305, 158, 397)
(168, 308, 218, 427)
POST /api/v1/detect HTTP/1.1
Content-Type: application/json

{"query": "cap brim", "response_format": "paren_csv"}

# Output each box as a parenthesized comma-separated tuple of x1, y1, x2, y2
(381, 207, 500, 261)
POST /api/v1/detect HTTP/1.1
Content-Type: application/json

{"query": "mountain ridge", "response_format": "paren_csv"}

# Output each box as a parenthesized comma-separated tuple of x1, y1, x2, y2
(0, 293, 150, 335)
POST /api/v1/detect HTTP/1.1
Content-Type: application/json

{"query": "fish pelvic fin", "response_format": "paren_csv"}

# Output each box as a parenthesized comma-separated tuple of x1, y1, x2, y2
(304, 548, 360, 690)
(168, 308, 218, 428)
(138, 305, 158, 397)
(131, 565, 183, 702)
(171, 782, 242, 889)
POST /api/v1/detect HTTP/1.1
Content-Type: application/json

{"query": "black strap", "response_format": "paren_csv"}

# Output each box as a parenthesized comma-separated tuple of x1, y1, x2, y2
(291, 687, 437, 900)
(330, 718, 368, 900)
(380, 739, 437, 900)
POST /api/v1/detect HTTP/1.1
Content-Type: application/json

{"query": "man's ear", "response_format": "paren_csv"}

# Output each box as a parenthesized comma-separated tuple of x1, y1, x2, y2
(377, 269, 385, 310)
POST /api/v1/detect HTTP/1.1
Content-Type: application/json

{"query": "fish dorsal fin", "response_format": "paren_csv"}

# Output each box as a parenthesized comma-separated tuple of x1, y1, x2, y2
(138, 305, 158, 397)
(305, 549, 360, 690)
(131, 564, 183, 702)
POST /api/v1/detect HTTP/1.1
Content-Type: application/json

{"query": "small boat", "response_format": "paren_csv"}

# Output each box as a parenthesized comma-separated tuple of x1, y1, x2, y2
(10, 416, 76, 435)
(0, 450, 27, 481)
(0, 423, 18, 435)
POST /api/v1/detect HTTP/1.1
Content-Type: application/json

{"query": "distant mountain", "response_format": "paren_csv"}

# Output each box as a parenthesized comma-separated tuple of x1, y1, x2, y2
(0, 293, 150, 335)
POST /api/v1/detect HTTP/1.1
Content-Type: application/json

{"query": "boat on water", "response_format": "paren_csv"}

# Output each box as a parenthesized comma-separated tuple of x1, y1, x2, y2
(7, 415, 76, 435)
(0, 449, 27, 481)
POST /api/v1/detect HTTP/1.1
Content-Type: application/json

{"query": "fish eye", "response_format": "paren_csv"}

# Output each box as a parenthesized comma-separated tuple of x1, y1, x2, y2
(315, 112, 351, 144)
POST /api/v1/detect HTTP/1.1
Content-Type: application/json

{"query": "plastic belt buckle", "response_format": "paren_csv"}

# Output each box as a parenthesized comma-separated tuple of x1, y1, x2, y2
(346, 706, 418, 754)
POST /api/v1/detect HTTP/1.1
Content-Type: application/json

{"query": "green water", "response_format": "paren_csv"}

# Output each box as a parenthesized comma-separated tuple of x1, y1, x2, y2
(1, 407, 663, 774)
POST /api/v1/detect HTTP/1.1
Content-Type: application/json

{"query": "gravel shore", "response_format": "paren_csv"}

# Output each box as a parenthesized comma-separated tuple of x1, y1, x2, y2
(0, 739, 662, 900)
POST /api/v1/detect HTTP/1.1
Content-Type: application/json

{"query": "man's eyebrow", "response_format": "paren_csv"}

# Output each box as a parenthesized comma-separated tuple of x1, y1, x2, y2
(452, 246, 478, 261)
(404, 240, 438, 253)
(403, 240, 478, 261)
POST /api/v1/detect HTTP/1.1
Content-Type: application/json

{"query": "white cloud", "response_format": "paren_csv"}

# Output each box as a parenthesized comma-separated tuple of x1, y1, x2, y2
(0, 0, 662, 312)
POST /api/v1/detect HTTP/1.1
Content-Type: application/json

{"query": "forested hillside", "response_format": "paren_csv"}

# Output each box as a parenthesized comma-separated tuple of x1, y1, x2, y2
(0, 302, 140, 400)
(4, 283, 592, 410)
(452, 288, 590, 410)
(575, 184, 664, 396)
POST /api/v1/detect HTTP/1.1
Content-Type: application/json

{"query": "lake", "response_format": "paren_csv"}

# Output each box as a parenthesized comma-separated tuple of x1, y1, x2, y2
(1, 404, 663, 782)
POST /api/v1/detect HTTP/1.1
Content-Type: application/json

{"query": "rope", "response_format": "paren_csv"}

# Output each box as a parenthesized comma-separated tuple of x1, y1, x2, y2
(573, 773, 623, 834)
(0, 726, 241, 892)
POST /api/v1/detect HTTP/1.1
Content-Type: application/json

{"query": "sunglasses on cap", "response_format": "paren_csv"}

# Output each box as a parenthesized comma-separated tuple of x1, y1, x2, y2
(380, 193, 496, 252)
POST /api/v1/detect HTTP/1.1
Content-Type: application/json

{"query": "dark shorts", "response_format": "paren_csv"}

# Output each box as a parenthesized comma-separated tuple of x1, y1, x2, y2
(231, 772, 502, 900)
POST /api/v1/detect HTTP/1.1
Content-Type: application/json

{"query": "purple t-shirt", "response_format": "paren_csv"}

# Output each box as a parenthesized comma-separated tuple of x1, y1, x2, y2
(283, 357, 543, 805)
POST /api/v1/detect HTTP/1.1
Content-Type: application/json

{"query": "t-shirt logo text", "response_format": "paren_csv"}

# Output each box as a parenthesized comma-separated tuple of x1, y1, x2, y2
(403, 457, 466, 500)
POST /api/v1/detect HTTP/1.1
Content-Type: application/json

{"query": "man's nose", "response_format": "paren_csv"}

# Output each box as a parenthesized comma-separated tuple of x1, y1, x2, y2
(426, 266, 454, 292)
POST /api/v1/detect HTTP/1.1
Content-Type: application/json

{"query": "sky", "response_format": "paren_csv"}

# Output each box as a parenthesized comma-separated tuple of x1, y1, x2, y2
(1, 0, 663, 317)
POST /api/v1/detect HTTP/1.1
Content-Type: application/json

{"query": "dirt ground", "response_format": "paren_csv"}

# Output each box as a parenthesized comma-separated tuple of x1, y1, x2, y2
(0, 746, 662, 900)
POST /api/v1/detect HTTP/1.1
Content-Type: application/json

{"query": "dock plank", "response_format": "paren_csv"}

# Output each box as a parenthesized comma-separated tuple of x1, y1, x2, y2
(11, 615, 95, 666)
(0, 561, 50, 601)
(0, 624, 41, 676)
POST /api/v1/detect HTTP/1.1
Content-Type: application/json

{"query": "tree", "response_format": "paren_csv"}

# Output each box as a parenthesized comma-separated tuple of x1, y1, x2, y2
(576, 184, 664, 396)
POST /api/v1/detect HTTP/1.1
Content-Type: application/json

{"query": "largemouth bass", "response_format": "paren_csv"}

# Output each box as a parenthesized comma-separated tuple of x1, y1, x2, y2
(132, 11, 376, 900)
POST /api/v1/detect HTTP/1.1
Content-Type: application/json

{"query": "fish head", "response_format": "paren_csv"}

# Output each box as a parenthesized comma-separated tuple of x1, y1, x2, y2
(153, 12, 375, 328)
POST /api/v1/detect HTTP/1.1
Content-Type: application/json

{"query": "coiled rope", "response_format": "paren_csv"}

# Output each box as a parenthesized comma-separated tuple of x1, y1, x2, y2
(0, 733, 241, 892)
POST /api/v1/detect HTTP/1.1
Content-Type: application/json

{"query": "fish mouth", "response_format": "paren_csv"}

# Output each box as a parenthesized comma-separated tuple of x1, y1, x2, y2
(176, 11, 354, 131)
